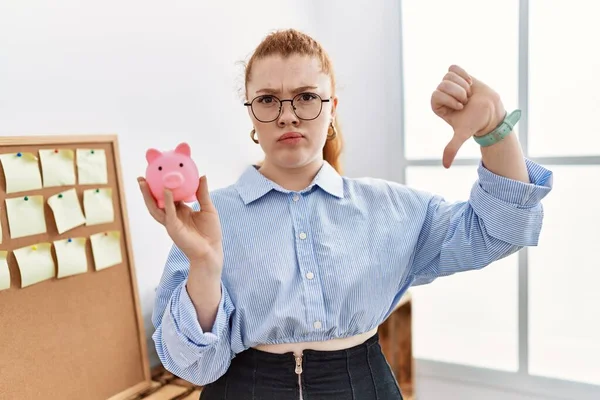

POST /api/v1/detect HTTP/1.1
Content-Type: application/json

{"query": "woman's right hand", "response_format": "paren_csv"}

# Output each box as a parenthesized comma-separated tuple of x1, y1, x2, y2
(138, 175, 224, 277)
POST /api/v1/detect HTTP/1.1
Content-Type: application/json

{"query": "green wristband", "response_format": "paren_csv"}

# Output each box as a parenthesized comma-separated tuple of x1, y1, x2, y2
(473, 109, 522, 147)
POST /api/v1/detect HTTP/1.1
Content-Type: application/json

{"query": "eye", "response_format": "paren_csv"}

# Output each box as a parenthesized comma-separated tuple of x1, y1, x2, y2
(158, 166, 162, 171)
(179, 163, 184, 167)
(298, 92, 318, 102)
(257, 95, 276, 104)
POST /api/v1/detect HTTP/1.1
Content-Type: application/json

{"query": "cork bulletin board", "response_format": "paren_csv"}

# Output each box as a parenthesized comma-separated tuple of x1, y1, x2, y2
(0, 135, 151, 399)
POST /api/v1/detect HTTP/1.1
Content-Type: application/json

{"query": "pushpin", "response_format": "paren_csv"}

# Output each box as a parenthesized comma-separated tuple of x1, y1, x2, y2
(24, 196, 28, 201)
(58, 193, 63, 199)
(31, 245, 37, 251)
(104, 232, 108, 236)
(90, 150, 95, 154)
(54, 149, 59, 154)
(67, 238, 72, 243)
(95, 188, 100, 193)
(16, 152, 22, 157)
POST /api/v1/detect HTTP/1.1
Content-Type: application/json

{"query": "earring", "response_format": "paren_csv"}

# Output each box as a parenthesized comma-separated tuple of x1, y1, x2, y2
(327, 122, 337, 140)
(250, 128, 259, 144)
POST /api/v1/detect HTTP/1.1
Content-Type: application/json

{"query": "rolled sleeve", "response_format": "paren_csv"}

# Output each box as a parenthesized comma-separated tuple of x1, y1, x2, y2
(476, 158, 553, 206)
(157, 279, 234, 368)
(469, 158, 553, 246)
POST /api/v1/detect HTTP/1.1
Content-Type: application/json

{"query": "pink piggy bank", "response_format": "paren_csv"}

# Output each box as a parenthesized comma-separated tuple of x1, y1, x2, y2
(145, 142, 200, 208)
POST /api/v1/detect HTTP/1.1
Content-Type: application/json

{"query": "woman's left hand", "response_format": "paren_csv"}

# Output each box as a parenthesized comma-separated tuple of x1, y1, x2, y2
(431, 65, 507, 168)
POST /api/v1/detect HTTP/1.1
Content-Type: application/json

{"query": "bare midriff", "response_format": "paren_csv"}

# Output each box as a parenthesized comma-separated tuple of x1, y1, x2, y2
(252, 327, 378, 354)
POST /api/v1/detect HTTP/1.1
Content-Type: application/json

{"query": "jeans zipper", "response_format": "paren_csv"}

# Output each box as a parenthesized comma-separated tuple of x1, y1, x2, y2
(294, 353, 304, 400)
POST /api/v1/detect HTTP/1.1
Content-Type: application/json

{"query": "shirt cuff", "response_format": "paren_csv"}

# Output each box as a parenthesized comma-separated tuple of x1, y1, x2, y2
(476, 158, 553, 207)
(469, 158, 553, 246)
(160, 280, 232, 365)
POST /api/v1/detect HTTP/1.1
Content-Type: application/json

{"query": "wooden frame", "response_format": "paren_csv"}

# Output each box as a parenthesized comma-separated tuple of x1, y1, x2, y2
(0, 135, 151, 399)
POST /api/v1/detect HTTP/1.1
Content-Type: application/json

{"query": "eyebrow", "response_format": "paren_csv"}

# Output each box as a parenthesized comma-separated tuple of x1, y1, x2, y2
(256, 85, 319, 95)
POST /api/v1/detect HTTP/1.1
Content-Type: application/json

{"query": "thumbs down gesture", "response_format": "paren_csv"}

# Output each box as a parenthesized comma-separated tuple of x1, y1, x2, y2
(431, 65, 507, 168)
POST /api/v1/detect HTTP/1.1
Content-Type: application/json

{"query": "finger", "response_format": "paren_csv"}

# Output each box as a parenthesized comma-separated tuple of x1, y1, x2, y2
(448, 64, 472, 84)
(431, 90, 464, 112)
(196, 175, 216, 213)
(442, 133, 469, 169)
(444, 71, 471, 97)
(137, 177, 166, 224)
(163, 189, 178, 225)
(437, 80, 468, 104)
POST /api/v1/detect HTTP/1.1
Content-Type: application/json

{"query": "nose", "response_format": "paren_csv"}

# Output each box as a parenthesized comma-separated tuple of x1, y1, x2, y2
(277, 101, 299, 127)
(162, 171, 184, 189)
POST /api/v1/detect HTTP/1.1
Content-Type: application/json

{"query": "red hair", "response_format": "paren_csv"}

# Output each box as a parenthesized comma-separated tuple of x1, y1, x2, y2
(244, 29, 343, 174)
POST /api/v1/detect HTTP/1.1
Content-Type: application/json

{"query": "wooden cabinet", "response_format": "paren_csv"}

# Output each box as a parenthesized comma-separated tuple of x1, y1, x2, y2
(379, 292, 414, 399)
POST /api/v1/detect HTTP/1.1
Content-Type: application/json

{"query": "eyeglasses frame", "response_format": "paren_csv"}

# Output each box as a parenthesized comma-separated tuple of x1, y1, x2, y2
(244, 92, 331, 123)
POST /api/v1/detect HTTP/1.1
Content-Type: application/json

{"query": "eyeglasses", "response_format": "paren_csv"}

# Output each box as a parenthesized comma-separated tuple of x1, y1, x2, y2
(244, 92, 331, 123)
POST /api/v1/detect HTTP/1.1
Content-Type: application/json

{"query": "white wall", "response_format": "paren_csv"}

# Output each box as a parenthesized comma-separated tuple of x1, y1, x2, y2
(0, 0, 319, 367)
(311, 0, 404, 182)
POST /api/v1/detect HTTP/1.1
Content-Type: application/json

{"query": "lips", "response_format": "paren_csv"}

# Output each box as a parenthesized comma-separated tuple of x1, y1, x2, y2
(278, 132, 303, 141)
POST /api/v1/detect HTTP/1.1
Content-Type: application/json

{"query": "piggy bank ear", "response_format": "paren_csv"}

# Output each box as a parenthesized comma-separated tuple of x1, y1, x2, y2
(145, 148, 162, 164)
(175, 142, 191, 157)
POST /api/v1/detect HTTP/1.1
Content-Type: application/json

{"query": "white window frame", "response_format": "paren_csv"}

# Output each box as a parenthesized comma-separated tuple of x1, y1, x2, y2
(397, 1, 600, 398)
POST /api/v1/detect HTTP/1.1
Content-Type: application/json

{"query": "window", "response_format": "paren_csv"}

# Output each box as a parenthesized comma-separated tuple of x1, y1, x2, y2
(529, 166, 600, 385)
(527, 0, 600, 386)
(402, 0, 520, 372)
(402, 0, 519, 161)
(528, 1, 600, 157)
(407, 166, 519, 372)
(401, 0, 600, 396)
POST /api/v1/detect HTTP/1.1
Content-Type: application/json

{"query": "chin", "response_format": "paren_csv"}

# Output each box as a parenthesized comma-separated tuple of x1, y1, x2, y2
(274, 151, 319, 169)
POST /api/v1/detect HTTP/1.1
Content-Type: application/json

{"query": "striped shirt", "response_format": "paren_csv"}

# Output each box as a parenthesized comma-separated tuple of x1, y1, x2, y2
(151, 159, 553, 385)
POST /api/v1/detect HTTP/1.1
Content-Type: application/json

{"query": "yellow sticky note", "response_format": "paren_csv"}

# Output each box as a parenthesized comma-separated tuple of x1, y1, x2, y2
(76, 149, 107, 185)
(39, 149, 76, 187)
(14, 243, 55, 287)
(48, 188, 86, 234)
(0, 152, 43, 193)
(54, 237, 88, 278)
(0, 251, 10, 291)
(5, 195, 47, 238)
(90, 230, 122, 270)
(83, 188, 114, 225)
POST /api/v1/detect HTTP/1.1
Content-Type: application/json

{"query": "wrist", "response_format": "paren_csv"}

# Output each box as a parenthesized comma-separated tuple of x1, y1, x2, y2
(473, 109, 521, 148)
(475, 107, 507, 137)
(189, 258, 222, 280)
(187, 266, 222, 297)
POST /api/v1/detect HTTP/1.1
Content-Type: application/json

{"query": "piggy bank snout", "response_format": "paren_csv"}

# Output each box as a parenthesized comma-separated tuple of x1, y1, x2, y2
(162, 171, 185, 189)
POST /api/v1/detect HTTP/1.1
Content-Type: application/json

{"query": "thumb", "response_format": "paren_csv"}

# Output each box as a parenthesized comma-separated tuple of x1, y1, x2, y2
(442, 132, 469, 169)
(196, 175, 216, 212)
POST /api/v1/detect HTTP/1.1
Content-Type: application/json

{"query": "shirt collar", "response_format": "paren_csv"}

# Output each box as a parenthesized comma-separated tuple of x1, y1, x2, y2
(235, 161, 344, 205)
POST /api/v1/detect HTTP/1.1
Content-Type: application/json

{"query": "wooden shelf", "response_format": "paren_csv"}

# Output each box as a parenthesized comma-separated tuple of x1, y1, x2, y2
(123, 367, 202, 400)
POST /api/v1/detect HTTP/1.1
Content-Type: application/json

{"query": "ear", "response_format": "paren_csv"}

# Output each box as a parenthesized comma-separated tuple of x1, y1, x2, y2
(175, 142, 191, 156)
(330, 96, 338, 119)
(145, 148, 162, 164)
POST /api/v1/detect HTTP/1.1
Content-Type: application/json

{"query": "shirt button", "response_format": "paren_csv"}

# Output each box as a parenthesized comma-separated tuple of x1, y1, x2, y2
(299, 232, 307, 240)
(313, 321, 322, 329)
(306, 272, 314, 279)
(292, 194, 300, 202)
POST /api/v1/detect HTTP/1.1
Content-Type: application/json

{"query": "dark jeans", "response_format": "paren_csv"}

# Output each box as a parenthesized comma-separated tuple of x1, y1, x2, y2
(200, 332, 403, 399)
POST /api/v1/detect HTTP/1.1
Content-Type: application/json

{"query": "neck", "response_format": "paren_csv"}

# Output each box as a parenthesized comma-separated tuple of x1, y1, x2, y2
(258, 158, 324, 191)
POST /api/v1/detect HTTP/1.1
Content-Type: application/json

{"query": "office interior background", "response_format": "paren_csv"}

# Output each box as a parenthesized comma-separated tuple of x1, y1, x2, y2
(1, 0, 598, 399)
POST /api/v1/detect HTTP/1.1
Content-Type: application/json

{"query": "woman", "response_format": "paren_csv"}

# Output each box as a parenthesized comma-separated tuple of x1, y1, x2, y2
(139, 29, 553, 399)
